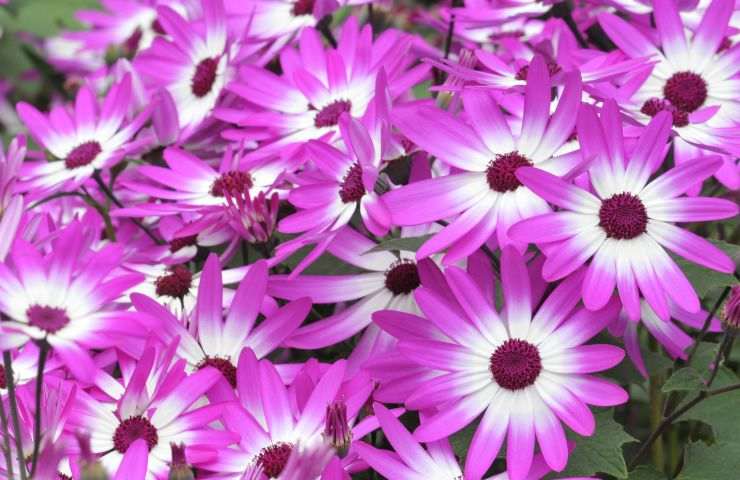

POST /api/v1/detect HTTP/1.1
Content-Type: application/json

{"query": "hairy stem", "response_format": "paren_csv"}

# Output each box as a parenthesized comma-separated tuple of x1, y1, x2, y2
(2, 352, 27, 480)
(0, 396, 15, 480)
(28, 340, 50, 477)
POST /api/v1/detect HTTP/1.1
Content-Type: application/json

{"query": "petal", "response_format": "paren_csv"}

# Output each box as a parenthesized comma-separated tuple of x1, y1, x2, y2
(516, 167, 600, 213)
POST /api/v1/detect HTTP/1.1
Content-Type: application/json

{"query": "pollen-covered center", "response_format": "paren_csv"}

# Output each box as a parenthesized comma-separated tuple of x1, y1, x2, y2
(490, 339, 542, 390)
(197, 356, 237, 388)
(314, 100, 352, 128)
(210, 171, 254, 198)
(155, 265, 193, 299)
(256, 442, 294, 478)
(191, 57, 219, 98)
(598, 192, 648, 240)
(169, 234, 198, 253)
(65, 141, 102, 169)
(292, 0, 315, 16)
(384, 259, 421, 295)
(515, 61, 561, 81)
(26, 305, 71, 334)
(0, 365, 6, 389)
(663, 71, 707, 113)
(338, 163, 365, 203)
(113, 415, 158, 454)
(486, 151, 532, 192)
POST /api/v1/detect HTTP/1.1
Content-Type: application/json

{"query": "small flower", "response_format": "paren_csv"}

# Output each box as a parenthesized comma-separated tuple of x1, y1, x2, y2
(723, 285, 740, 331)
(324, 400, 352, 457)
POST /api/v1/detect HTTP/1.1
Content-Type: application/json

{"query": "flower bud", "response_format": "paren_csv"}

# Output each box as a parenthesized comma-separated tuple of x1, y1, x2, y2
(77, 433, 109, 480)
(323, 400, 352, 457)
(722, 285, 740, 331)
(168, 443, 195, 480)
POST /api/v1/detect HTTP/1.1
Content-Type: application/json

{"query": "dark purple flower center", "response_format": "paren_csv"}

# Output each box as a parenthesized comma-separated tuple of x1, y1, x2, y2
(197, 357, 237, 388)
(123, 27, 143, 55)
(292, 0, 315, 16)
(384, 260, 421, 295)
(210, 171, 254, 197)
(169, 235, 198, 253)
(151, 19, 166, 35)
(26, 305, 71, 334)
(338, 163, 365, 203)
(113, 415, 158, 454)
(191, 57, 219, 98)
(65, 141, 102, 169)
(598, 192, 648, 240)
(0, 365, 6, 389)
(314, 100, 352, 128)
(257, 443, 294, 478)
(486, 151, 532, 192)
(640, 98, 689, 127)
(515, 61, 561, 81)
(155, 265, 193, 299)
(490, 339, 542, 390)
(663, 72, 707, 113)
(58, 474, 72, 480)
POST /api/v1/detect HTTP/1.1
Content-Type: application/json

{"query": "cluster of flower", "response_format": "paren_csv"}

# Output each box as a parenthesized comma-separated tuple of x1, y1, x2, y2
(0, 0, 737, 479)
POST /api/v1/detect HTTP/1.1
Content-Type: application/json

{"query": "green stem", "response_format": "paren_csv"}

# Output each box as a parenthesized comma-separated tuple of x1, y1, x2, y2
(0, 395, 15, 480)
(28, 340, 50, 477)
(2, 352, 27, 480)
(648, 371, 665, 471)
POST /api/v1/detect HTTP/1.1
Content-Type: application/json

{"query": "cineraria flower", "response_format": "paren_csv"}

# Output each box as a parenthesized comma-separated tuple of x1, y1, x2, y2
(385, 56, 582, 262)
(204, 355, 347, 478)
(68, 347, 238, 479)
(131, 255, 310, 388)
(598, 0, 740, 188)
(16, 74, 151, 194)
(135, 0, 232, 132)
(373, 248, 628, 480)
(0, 135, 26, 260)
(509, 102, 738, 321)
(221, 16, 429, 159)
(0, 221, 145, 382)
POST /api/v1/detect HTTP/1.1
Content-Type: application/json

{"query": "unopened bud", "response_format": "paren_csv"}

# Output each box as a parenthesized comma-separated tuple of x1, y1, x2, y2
(323, 401, 352, 457)
(77, 433, 109, 480)
(168, 443, 194, 480)
(722, 285, 740, 331)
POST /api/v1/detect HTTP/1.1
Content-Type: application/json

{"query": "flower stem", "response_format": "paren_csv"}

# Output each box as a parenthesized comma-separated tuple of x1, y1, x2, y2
(28, 340, 50, 478)
(0, 396, 15, 480)
(2, 352, 27, 480)
(648, 369, 665, 470)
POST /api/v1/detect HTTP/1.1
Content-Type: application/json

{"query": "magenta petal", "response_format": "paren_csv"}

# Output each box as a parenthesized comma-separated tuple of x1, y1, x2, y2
(113, 439, 148, 480)
(465, 398, 508, 480)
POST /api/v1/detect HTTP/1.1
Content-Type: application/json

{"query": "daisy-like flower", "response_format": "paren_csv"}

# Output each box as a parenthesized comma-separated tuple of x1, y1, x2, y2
(372, 247, 628, 480)
(131, 255, 310, 388)
(68, 346, 239, 479)
(0, 135, 26, 260)
(0, 221, 145, 382)
(384, 56, 582, 263)
(204, 354, 348, 479)
(221, 16, 429, 159)
(134, 0, 232, 133)
(15, 74, 151, 194)
(598, 0, 740, 188)
(509, 101, 738, 321)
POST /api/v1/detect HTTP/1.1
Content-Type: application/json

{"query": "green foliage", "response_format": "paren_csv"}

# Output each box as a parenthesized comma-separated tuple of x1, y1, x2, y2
(675, 240, 739, 298)
(676, 442, 740, 480)
(560, 409, 636, 479)
(365, 234, 433, 253)
(662, 368, 706, 393)
(681, 368, 740, 443)
(11, 0, 98, 37)
(628, 465, 666, 480)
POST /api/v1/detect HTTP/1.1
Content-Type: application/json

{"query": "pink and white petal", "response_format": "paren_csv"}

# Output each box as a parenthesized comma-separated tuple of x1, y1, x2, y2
(597, 13, 661, 60)
(542, 227, 605, 282)
(532, 72, 582, 162)
(624, 111, 672, 192)
(506, 390, 536, 480)
(413, 385, 494, 442)
(268, 273, 384, 303)
(629, 238, 670, 321)
(500, 247, 532, 339)
(540, 296, 621, 354)
(246, 297, 310, 358)
(646, 197, 738, 223)
(534, 372, 595, 435)
(464, 393, 509, 480)
(196, 254, 224, 357)
(461, 89, 515, 154)
(508, 212, 598, 245)
(398, 339, 489, 373)
(517, 56, 551, 158)
(582, 239, 618, 311)
(294, 361, 347, 438)
(113, 439, 148, 480)
(406, 371, 492, 411)
(647, 221, 735, 273)
(542, 344, 624, 374)
(222, 260, 268, 352)
(647, 237, 700, 314)
(616, 250, 641, 321)
(150, 368, 221, 428)
(441, 206, 498, 265)
(653, 0, 690, 69)
(528, 268, 586, 345)
(373, 403, 438, 472)
(566, 375, 629, 407)
(353, 443, 418, 480)
(258, 360, 294, 440)
(639, 156, 722, 202)
(532, 393, 568, 472)
(516, 167, 601, 213)
(691, 0, 734, 70)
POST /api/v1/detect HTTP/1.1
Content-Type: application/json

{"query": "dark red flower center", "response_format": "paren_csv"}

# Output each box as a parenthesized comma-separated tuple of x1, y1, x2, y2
(640, 98, 689, 127)
(151, 19, 166, 35)
(663, 71, 707, 113)
(58, 474, 72, 480)
(0, 365, 6, 389)
(123, 27, 143, 55)
(490, 339, 542, 390)
(314, 100, 352, 128)
(292, 0, 315, 16)
(598, 192, 648, 240)
(65, 141, 102, 169)
(197, 357, 237, 388)
(155, 265, 193, 299)
(515, 61, 561, 81)
(257, 442, 294, 478)
(191, 57, 219, 98)
(113, 415, 158, 454)
(210, 171, 254, 198)
(26, 305, 71, 334)
(385, 260, 421, 295)
(486, 151, 532, 192)
(338, 163, 365, 203)
(169, 235, 198, 253)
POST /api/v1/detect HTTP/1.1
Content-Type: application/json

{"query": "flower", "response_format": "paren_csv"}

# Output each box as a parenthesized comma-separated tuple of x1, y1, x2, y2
(722, 285, 740, 331)
(0, 221, 145, 382)
(134, 0, 232, 132)
(509, 101, 738, 321)
(384, 55, 582, 262)
(16, 74, 151, 194)
(372, 247, 628, 480)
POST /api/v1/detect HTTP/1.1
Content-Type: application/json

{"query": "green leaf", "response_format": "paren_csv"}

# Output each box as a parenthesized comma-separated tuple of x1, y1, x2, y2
(681, 368, 740, 443)
(365, 235, 433, 254)
(412, 80, 432, 99)
(675, 240, 739, 299)
(662, 368, 706, 393)
(14, 0, 99, 37)
(628, 465, 666, 480)
(560, 409, 636, 479)
(676, 442, 740, 480)
(449, 419, 479, 461)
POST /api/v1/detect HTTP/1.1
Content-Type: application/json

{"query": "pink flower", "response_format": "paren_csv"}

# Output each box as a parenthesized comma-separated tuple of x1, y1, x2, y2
(510, 101, 738, 321)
